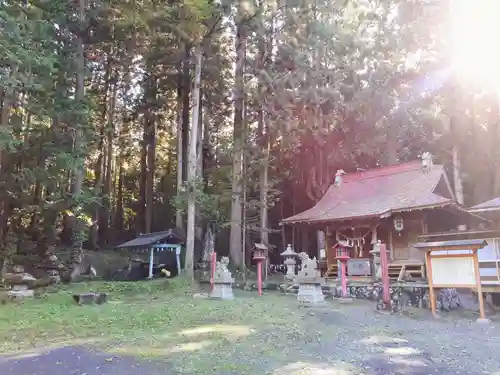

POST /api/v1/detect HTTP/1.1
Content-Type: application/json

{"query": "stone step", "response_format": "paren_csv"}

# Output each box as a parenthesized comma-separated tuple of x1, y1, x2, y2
(324, 264, 339, 278)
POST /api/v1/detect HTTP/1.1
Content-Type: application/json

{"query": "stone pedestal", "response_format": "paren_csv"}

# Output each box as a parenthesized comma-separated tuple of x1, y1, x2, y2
(476, 318, 491, 325)
(297, 282, 325, 304)
(210, 257, 235, 300)
(296, 252, 324, 304)
(4, 266, 37, 300)
(8, 284, 35, 299)
(211, 282, 234, 300)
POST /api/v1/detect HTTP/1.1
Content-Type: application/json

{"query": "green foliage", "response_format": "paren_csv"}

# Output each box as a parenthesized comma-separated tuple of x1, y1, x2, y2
(172, 178, 227, 227)
(1, 0, 499, 272)
(0, 0, 96, 262)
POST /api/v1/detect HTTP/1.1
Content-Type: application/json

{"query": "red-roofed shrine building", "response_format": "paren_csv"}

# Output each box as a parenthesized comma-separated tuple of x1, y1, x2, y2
(281, 155, 481, 281)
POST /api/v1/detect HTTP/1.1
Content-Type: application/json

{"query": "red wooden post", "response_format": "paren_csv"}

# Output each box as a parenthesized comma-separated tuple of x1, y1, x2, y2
(256, 260, 263, 296)
(252, 245, 266, 296)
(210, 252, 217, 292)
(335, 246, 350, 298)
(380, 243, 390, 307)
(340, 260, 347, 297)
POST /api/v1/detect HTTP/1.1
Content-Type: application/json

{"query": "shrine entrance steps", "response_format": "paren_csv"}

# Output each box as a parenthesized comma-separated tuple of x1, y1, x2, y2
(324, 263, 338, 279)
(388, 261, 425, 281)
(324, 261, 425, 282)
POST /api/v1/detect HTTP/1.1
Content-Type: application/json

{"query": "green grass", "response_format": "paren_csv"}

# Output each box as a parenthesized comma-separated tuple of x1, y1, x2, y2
(0, 278, 195, 349)
(0, 279, 328, 374)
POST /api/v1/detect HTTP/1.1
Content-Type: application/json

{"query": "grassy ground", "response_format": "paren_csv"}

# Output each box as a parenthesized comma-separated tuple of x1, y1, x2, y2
(0, 279, 321, 374)
(1, 279, 191, 349)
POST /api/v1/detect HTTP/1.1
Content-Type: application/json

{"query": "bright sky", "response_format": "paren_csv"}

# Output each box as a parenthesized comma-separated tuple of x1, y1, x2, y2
(450, 0, 500, 87)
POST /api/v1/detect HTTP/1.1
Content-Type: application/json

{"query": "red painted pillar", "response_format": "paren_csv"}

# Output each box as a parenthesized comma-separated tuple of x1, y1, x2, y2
(340, 260, 348, 297)
(256, 260, 263, 296)
(380, 243, 390, 308)
(252, 248, 266, 296)
(335, 246, 350, 298)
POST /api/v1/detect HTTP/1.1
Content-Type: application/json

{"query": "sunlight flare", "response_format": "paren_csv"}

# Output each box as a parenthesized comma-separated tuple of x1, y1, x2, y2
(450, 0, 500, 86)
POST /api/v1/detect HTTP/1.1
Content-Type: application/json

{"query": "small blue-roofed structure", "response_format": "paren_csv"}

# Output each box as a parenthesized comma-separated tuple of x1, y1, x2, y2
(116, 229, 185, 279)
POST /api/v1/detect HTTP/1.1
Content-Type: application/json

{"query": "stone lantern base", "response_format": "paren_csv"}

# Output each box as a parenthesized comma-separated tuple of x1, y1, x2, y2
(295, 252, 325, 305)
(209, 257, 235, 300)
(210, 282, 234, 300)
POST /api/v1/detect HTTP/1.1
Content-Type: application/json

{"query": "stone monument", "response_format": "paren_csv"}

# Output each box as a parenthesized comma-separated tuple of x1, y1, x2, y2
(4, 265, 37, 300)
(296, 252, 324, 304)
(210, 257, 235, 300)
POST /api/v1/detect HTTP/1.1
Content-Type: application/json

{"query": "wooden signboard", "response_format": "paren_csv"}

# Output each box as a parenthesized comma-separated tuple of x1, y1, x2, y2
(429, 254, 476, 287)
(413, 240, 488, 320)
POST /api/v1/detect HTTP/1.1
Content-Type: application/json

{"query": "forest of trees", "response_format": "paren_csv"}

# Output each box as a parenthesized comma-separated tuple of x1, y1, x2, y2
(1, 0, 500, 277)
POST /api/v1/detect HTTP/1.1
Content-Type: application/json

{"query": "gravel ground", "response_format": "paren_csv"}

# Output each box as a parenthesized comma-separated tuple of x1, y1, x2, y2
(1, 300, 499, 375)
(308, 303, 499, 375)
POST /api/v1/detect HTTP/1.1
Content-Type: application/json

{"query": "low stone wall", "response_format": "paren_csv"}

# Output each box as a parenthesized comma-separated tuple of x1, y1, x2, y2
(280, 281, 463, 313)
(344, 283, 462, 313)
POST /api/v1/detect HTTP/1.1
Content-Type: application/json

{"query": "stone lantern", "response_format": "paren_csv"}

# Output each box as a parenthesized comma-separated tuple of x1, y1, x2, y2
(280, 244, 297, 283)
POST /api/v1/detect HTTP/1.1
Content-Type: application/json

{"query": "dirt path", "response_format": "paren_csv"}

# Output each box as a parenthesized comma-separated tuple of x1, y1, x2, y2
(1, 301, 497, 375)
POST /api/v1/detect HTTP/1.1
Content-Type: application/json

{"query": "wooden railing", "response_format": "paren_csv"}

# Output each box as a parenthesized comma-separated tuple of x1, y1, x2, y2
(325, 259, 426, 281)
